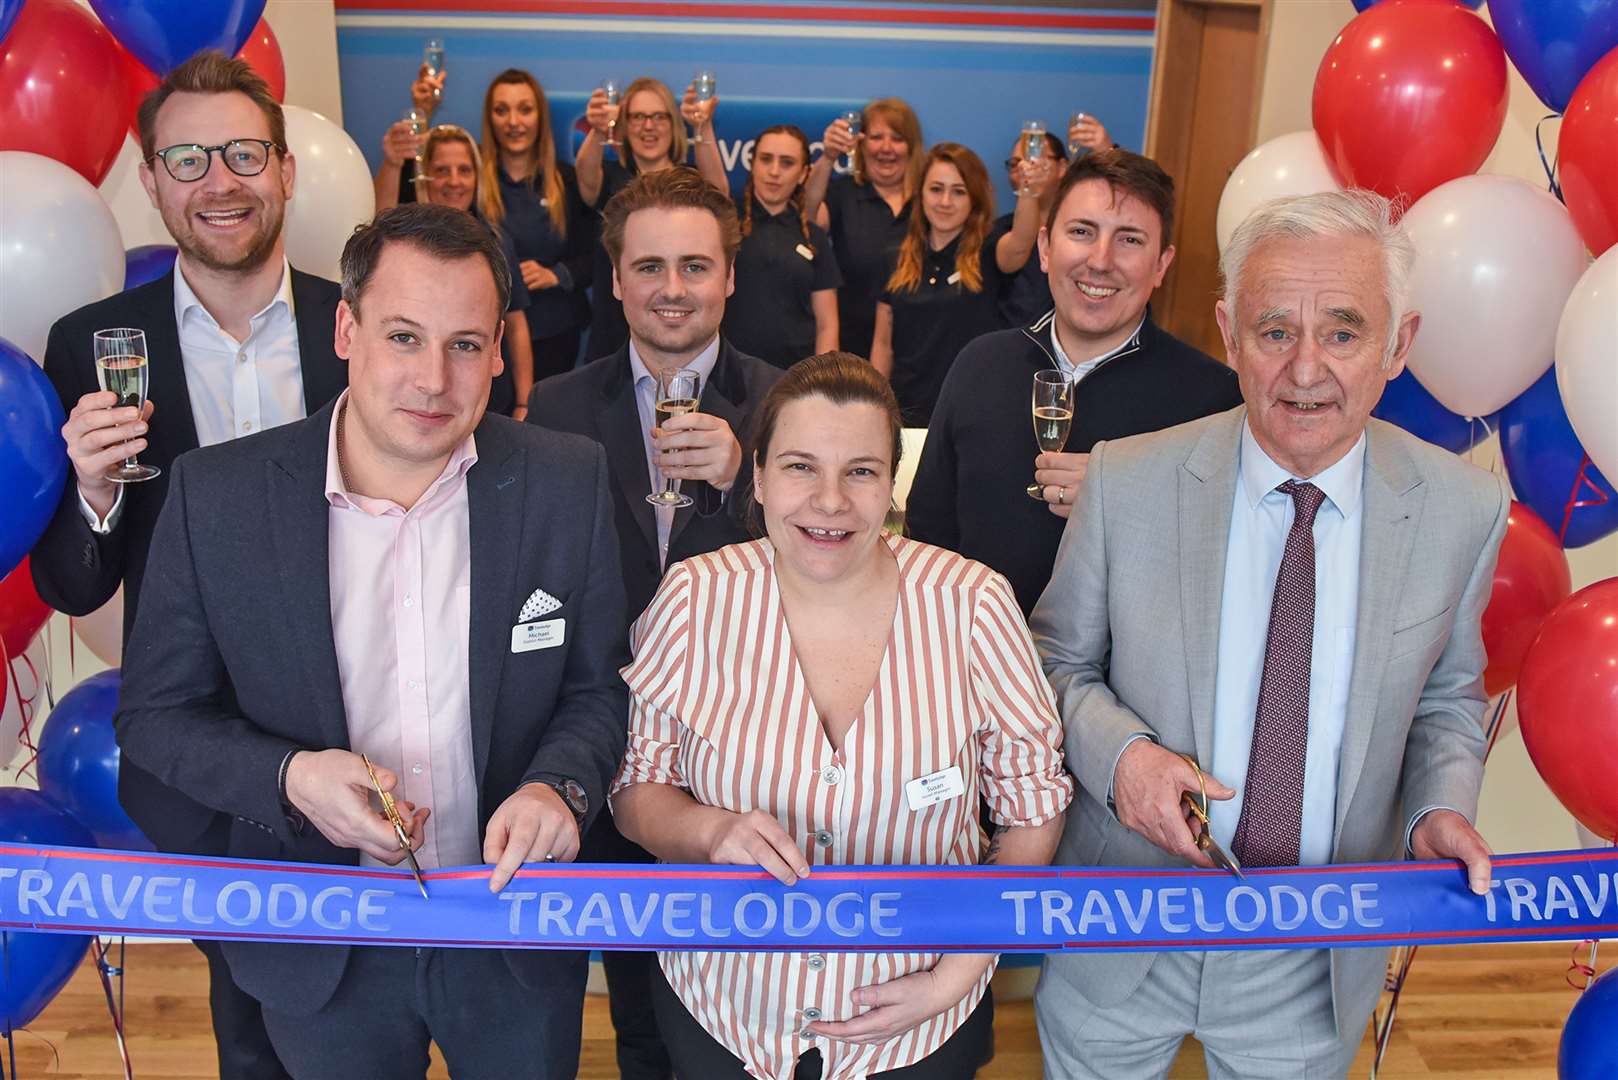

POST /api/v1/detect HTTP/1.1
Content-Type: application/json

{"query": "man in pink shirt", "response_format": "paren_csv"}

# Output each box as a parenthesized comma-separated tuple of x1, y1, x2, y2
(115, 203, 629, 1078)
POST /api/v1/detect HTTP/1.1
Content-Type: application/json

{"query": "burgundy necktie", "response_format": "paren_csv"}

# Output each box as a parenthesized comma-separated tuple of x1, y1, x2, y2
(1231, 479, 1327, 868)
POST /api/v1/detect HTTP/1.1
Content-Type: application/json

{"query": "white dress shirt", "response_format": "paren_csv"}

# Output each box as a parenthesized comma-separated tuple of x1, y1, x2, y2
(1049, 312, 1145, 383)
(82, 259, 308, 531)
(628, 336, 721, 569)
(1206, 422, 1366, 866)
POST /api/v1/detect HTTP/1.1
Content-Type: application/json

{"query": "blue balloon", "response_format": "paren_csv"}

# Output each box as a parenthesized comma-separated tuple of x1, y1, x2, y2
(0, 789, 93, 1035)
(87, 0, 265, 77)
(1500, 368, 1618, 549)
(124, 245, 177, 290)
(1373, 369, 1495, 454)
(0, 337, 69, 580)
(0, 0, 22, 45)
(1354, 0, 1482, 10)
(1487, 0, 1618, 114)
(1560, 967, 1618, 1078)
(36, 670, 152, 852)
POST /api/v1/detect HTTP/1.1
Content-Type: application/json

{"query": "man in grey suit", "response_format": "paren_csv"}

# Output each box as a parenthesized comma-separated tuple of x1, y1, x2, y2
(1029, 190, 1509, 1078)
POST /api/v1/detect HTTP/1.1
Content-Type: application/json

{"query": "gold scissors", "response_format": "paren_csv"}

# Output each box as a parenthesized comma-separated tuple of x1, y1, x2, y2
(1178, 753, 1243, 878)
(362, 754, 428, 899)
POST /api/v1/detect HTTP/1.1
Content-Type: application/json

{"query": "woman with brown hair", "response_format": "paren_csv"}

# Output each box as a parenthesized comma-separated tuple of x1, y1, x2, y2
(721, 124, 842, 370)
(576, 75, 728, 361)
(801, 98, 923, 358)
(871, 142, 1051, 425)
(612, 351, 1072, 1080)
(480, 68, 593, 389)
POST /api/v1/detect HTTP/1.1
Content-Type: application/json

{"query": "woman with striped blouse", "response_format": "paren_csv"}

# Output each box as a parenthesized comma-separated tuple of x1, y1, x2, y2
(612, 352, 1074, 1080)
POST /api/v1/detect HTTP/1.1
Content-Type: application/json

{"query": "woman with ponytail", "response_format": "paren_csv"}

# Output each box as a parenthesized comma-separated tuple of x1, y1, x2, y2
(870, 141, 1051, 425)
(480, 68, 593, 394)
(720, 125, 842, 370)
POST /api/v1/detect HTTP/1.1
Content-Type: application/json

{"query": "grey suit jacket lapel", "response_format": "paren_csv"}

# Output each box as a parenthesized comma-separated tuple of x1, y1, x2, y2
(467, 420, 525, 792)
(266, 401, 349, 752)
(1334, 424, 1424, 842)
(1178, 408, 1243, 766)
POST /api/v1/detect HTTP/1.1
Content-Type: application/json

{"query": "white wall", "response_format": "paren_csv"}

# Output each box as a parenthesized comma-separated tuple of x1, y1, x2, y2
(265, 0, 343, 124)
(1254, 0, 1618, 853)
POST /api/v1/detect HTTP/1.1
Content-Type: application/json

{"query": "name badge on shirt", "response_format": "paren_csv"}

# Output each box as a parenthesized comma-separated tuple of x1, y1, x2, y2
(905, 765, 965, 811)
(795, 243, 815, 261)
(946, 270, 962, 285)
(511, 618, 566, 653)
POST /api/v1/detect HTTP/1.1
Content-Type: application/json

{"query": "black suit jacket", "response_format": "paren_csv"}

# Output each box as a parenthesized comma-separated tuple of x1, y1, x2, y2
(30, 268, 346, 854)
(525, 338, 782, 622)
(113, 401, 629, 1018)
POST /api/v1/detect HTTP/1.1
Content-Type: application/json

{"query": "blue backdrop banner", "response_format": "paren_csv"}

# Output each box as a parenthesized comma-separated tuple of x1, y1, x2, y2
(2, 845, 1615, 953)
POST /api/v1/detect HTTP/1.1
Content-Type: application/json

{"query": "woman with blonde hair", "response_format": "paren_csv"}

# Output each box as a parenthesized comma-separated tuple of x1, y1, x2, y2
(802, 97, 924, 357)
(871, 141, 1051, 425)
(480, 68, 593, 387)
(577, 75, 727, 361)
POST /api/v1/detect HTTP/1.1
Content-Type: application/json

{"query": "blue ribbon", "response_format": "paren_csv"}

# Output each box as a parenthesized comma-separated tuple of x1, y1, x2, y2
(1, 845, 1614, 953)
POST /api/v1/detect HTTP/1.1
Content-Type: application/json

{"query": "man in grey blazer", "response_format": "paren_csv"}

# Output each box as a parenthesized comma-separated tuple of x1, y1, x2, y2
(1029, 190, 1509, 1078)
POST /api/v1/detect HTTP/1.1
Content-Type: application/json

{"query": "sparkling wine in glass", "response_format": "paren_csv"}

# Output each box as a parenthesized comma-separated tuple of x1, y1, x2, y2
(600, 77, 621, 147)
(424, 38, 446, 98)
(648, 368, 701, 508)
(94, 328, 160, 484)
(1020, 121, 1047, 197)
(839, 108, 862, 172)
(1026, 369, 1072, 499)
(1068, 111, 1088, 157)
(404, 107, 428, 196)
(691, 70, 716, 145)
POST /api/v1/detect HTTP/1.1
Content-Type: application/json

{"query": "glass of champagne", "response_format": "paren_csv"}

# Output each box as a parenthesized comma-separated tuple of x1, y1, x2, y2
(424, 38, 446, 98)
(1026, 369, 1072, 499)
(647, 368, 701, 508)
(94, 328, 160, 483)
(839, 108, 862, 172)
(690, 70, 716, 145)
(1067, 111, 1088, 157)
(600, 77, 621, 147)
(403, 107, 428, 196)
(1020, 121, 1046, 197)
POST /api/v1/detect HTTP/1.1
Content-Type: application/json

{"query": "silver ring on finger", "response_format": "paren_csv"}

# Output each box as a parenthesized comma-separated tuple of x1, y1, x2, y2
(1059, 485, 1068, 505)
(543, 853, 557, 862)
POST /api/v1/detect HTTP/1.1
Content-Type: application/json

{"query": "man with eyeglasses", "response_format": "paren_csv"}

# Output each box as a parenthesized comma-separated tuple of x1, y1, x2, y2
(29, 50, 344, 1080)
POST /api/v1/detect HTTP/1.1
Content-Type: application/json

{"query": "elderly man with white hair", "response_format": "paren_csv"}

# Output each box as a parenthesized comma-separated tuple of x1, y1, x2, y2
(1028, 189, 1510, 1079)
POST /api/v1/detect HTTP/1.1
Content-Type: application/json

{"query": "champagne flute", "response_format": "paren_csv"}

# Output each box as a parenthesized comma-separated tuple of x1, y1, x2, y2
(690, 70, 716, 145)
(839, 108, 862, 172)
(403, 106, 428, 197)
(1020, 121, 1046, 197)
(647, 368, 701, 509)
(600, 77, 621, 148)
(424, 38, 446, 99)
(1067, 111, 1089, 157)
(94, 328, 161, 484)
(1026, 369, 1072, 499)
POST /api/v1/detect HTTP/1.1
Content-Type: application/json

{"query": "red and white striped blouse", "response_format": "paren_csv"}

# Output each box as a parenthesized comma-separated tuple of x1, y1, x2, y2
(612, 533, 1073, 1080)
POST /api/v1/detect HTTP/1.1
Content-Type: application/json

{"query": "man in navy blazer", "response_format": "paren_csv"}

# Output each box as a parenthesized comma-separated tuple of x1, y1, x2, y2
(116, 204, 628, 1079)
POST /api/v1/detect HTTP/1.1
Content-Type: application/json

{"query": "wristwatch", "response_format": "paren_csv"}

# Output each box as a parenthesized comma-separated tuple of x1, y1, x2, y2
(546, 779, 589, 828)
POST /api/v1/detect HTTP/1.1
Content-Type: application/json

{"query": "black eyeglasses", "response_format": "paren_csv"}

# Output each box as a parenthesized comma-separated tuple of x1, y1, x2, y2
(149, 140, 285, 182)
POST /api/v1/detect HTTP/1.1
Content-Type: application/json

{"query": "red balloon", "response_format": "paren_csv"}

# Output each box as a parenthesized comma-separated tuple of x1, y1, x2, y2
(238, 18, 285, 104)
(0, 558, 50, 662)
(1560, 47, 1618, 256)
(1481, 503, 1572, 696)
(1518, 578, 1618, 839)
(0, 0, 136, 185)
(1312, 0, 1508, 206)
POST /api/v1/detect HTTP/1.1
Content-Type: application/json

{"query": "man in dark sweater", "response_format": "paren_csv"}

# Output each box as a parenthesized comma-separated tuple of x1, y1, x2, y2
(907, 149, 1241, 613)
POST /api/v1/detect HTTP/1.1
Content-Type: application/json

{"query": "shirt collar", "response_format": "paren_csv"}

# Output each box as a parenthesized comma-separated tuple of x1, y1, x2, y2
(1048, 312, 1145, 378)
(628, 335, 722, 391)
(1239, 419, 1366, 518)
(173, 256, 295, 333)
(323, 389, 479, 514)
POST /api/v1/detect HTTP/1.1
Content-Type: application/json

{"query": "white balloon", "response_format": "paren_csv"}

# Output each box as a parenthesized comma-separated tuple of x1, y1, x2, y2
(281, 106, 376, 282)
(73, 587, 124, 668)
(1556, 248, 1618, 484)
(1216, 131, 1341, 253)
(0, 152, 125, 363)
(98, 135, 173, 250)
(1401, 175, 1590, 417)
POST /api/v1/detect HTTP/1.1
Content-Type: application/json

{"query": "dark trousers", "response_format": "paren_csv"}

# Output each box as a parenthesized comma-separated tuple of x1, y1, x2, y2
(650, 962, 994, 1080)
(583, 813, 674, 1080)
(258, 946, 586, 1080)
(197, 938, 293, 1080)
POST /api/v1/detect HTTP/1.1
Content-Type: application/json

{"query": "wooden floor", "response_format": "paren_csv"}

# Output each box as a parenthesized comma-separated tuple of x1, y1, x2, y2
(3, 942, 1586, 1078)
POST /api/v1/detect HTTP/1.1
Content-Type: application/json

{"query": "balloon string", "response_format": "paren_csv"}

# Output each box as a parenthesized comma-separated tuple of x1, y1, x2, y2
(1371, 943, 1420, 1076)
(10, 655, 42, 784)
(1483, 690, 1512, 762)
(91, 937, 134, 1080)
(1535, 113, 1563, 202)
(1557, 454, 1609, 546)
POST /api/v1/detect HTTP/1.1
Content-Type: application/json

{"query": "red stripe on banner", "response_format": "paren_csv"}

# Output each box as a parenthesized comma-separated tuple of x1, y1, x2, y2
(333, 0, 1156, 32)
(1068, 923, 1618, 951)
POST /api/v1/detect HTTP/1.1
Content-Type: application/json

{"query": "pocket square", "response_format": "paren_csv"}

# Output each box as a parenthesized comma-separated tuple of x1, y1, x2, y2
(518, 587, 562, 623)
